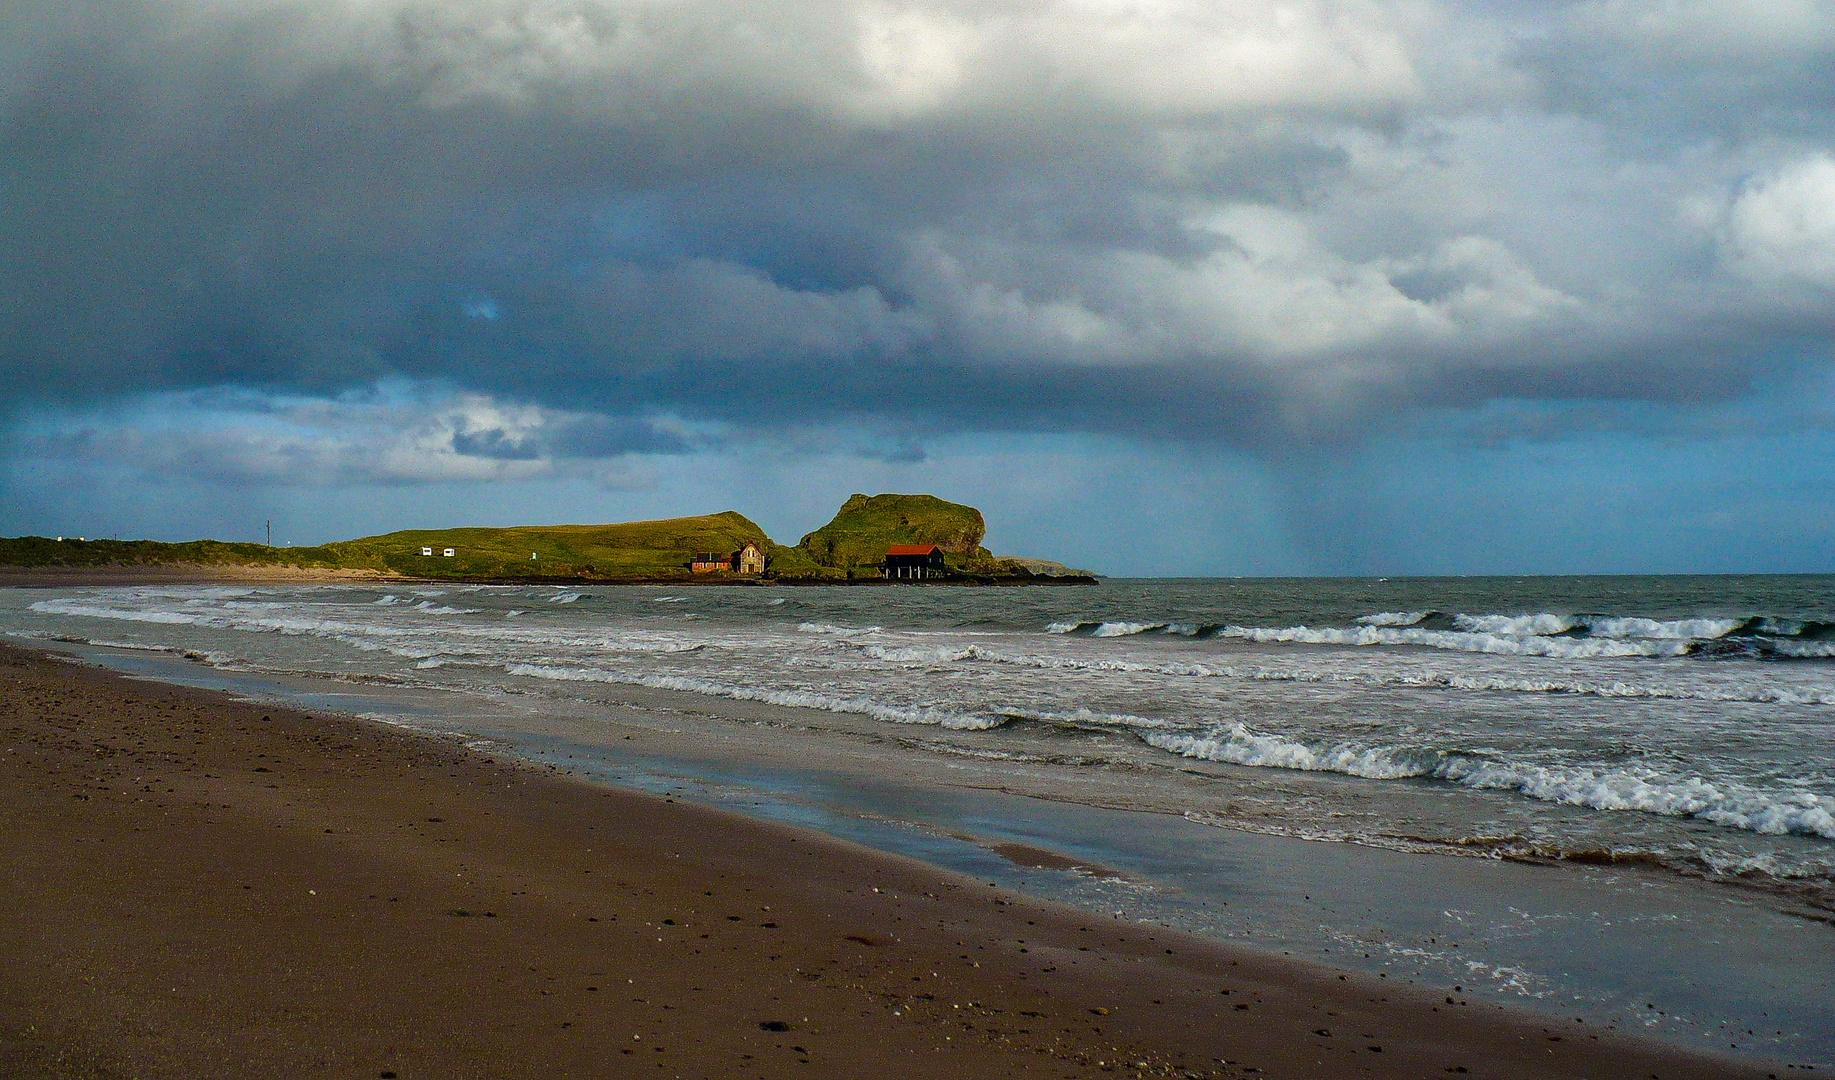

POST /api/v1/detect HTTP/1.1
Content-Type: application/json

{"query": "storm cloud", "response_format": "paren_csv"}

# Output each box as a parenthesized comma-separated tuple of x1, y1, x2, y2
(5, 1, 1835, 571)
(5, 0, 1831, 444)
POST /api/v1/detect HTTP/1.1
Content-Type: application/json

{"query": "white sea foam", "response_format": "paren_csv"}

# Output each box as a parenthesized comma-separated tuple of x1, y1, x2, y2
(857, 643, 981, 664)
(412, 601, 479, 615)
(1150, 724, 1835, 839)
(31, 600, 207, 625)
(797, 621, 881, 636)
(1092, 621, 1165, 637)
(1765, 639, 1835, 658)
(1147, 727, 1441, 780)
(1212, 623, 1690, 658)
(1451, 613, 1575, 636)
(1044, 620, 1168, 637)
(1583, 616, 1745, 640)
(547, 592, 583, 604)
(503, 662, 1005, 730)
(1357, 611, 1429, 627)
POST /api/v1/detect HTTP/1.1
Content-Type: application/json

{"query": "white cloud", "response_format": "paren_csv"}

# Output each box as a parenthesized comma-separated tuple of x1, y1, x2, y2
(903, 207, 1580, 394)
(127, 0, 1429, 126)
(1722, 152, 1835, 288)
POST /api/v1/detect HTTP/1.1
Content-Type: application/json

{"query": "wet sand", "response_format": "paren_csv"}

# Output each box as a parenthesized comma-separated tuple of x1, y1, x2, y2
(0, 642, 1776, 1079)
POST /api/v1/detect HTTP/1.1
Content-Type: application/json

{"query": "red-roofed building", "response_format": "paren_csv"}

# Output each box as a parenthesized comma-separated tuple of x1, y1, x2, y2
(884, 544, 945, 580)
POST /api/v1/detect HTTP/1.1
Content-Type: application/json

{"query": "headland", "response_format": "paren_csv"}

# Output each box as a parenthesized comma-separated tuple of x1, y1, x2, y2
(0, 493, 1097, 586)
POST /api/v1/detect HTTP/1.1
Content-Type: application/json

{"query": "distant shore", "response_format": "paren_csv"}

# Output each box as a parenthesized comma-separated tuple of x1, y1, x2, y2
(0, 564, 406, 588)
(0, 564, 1097, 587)
(0, 641, 1768, 1079)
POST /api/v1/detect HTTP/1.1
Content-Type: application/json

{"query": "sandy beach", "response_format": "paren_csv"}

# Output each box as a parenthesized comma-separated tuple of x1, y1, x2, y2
(0, 640, 1781, 1080)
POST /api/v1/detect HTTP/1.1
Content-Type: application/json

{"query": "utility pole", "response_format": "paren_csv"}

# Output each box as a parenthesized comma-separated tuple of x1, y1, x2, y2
(266, 520, 271, 548)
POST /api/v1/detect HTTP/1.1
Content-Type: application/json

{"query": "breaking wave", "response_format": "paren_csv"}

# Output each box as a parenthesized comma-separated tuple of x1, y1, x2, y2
(1051, 609, 1835, 661)
(1148, 725, 1835, 840)
(503, 662, 1005, 730)
(797, 621, 882, 636)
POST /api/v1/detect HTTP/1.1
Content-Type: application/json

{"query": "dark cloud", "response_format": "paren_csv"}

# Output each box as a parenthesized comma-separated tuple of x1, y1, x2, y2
(3, 0, 1835, 458)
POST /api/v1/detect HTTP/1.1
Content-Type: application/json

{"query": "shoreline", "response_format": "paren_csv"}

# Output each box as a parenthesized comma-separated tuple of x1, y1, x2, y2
(13, 627, 1835, 1067)
(0, 565, 1098, 588)
(0, 640, 1784, 1079)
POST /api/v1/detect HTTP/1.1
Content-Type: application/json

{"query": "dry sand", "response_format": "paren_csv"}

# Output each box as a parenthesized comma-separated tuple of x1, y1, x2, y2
(0, 643, 1776, 1079)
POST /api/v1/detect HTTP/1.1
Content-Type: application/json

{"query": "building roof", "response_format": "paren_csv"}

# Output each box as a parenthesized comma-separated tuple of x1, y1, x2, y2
(885, 544, 943, 556)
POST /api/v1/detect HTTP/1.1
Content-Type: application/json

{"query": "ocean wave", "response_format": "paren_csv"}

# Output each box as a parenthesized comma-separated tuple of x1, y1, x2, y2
(1046, 620, 1174, 638)
(547, 591, 583, 604)
(502, 662, 1004, 730)
(857, 643, 983, 664)
(16, 633, 238, 668)
(1451, 613, 1575, 636)
(846, 631, 1835, 706)
(29, 598, 422, 646)
(1584, 616, 1746, 640)
(1046, 607, 1835, 662)
(1214, 623, 1690, 658)
(31, 600, 208, 626)
(1148, 725, 1835, 840)
(1757, 639, 1835, 659)
(797, 621, 882, 636)
(413, 601, 480, 615)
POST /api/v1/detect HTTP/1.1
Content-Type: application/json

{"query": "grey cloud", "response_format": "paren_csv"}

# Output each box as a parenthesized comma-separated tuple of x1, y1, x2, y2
(3, 0, 1835, 456)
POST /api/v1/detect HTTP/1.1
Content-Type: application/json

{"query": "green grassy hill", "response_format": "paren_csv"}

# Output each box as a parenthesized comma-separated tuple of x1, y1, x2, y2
(1, 495, 1095, 584)
(0, 536, 371, 572)
(322, 512, 773, 580)
(0, 512, 786, 583)
(796, 493, 992, 575)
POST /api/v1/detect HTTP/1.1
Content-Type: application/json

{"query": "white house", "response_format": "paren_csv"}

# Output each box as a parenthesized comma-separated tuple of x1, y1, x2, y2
(421, 546, 433, 556)
(443, 548, 455, 557)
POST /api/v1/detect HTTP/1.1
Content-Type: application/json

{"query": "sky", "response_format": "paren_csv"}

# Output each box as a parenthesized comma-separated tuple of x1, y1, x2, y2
(4, 0, 1835, 576)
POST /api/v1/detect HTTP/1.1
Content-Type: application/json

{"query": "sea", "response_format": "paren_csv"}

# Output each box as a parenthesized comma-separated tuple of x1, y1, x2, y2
(9, 575, 1833, 896)
(6, 575, 1835, 1062)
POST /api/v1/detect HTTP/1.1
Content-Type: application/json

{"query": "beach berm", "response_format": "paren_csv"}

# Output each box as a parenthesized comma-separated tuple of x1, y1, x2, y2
(0, 642, 1771, 1079)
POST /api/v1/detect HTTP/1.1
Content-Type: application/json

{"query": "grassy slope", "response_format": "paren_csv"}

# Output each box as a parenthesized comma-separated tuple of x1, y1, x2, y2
(1, 496, 1093, 583)
(795, 493, 991, 573)
(0, 512, 786, 582)
(0, 536, 360, 571)
(319, 512, 777, 580)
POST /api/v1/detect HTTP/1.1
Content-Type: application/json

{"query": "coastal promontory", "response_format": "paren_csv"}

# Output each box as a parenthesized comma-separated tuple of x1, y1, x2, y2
(0, 494, 1095, 585)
